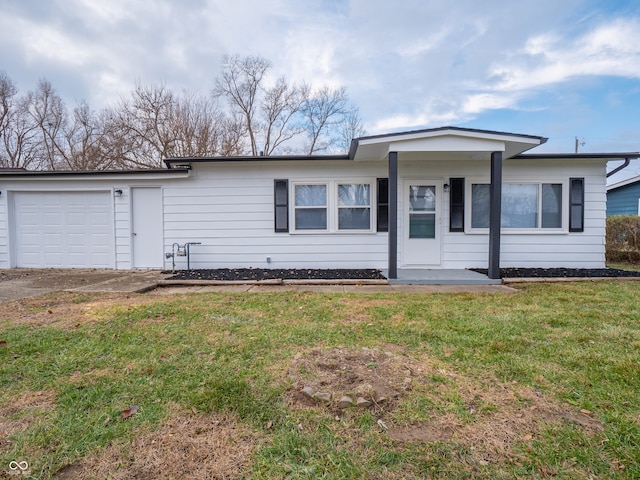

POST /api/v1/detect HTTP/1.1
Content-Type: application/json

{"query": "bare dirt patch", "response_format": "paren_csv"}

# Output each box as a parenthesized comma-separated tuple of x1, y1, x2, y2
(286, 347, 603, 465)
(0, 292, 166, 329)
(54, 408, 259, 480)
(0, 390, 56, 450)
(287, 346, 428, 414)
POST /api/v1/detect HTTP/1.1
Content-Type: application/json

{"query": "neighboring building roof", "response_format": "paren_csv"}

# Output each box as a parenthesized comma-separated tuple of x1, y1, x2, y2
(607, 175, 640, 191)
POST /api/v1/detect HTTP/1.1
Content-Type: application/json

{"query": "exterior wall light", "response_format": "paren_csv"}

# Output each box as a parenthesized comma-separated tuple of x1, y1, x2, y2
(114, 189, 123, 196)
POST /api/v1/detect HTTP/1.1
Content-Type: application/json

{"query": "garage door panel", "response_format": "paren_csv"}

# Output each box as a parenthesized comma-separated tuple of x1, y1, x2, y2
(13, 192, 114, 268)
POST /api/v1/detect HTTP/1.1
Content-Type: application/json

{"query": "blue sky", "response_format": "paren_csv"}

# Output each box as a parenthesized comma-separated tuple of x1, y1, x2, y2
(1, 0, 640, 180)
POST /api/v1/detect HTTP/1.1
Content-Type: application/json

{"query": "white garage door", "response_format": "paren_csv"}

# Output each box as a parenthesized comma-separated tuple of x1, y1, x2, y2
(13, 191, 114, 268)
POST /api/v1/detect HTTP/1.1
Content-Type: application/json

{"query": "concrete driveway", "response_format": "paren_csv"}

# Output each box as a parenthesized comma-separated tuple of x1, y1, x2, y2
(0, 269, 162, 302)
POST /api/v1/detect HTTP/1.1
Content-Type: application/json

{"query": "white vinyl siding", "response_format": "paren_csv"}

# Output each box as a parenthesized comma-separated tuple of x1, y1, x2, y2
(395, 158, 606, 269)
(162, 164, 386, 269)
(0, 195, 8, 268)
(0, 156, 609, 271)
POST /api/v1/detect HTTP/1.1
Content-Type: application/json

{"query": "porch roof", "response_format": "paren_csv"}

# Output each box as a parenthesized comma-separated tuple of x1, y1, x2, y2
(349, 126, 547, 162)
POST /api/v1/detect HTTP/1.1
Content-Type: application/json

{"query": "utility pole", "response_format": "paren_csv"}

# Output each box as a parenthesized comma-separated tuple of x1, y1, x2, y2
(575, 137, 585, 153)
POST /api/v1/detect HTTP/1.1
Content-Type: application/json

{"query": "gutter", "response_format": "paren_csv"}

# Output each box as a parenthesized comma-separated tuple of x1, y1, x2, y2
(606, 157, 631, 178)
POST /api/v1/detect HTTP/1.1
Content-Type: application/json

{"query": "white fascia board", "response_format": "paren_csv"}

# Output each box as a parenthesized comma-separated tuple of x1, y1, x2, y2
(353, 128, 542, 161)
(388, 135, 506, 153)
(356, 128, 542, 146)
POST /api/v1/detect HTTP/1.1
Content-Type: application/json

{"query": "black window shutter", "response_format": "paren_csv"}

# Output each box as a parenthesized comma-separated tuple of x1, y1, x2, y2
(377, 178, 389, 232)
(274, 179, 289, 232)
(569, 177, 584, 232)
(449, 178, 465, 232)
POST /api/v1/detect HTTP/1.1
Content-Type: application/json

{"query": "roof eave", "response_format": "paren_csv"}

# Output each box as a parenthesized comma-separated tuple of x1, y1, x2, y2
(513, 152, 640, 160)
(164, 154, 351, 168)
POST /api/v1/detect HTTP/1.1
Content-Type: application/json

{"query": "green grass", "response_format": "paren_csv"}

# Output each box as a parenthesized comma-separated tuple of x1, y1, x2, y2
(608, 262, 640, 272)
(1, 282, 639, 478)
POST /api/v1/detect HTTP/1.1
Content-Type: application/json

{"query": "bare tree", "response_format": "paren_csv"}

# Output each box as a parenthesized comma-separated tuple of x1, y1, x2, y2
(0, 71, 23, 168)
(0, 72, 17, 141)
(214, 55, 364, 156)
(301, 86, 354, 154)
(215, 55, 271, 155)
(57, 102, 121, 170)
(1, 57, 366, 171)
(27, 79, 68, 169)
(337, 106, 366, 152)
(260, 78, 309, 155)
(102, 82, 245, 168)
(0, 75, 64, 170)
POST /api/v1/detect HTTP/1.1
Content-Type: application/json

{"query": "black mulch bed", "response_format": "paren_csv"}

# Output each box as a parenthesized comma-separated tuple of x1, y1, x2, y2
(471, 267, 640, 278)
(163, 268, 386, 281)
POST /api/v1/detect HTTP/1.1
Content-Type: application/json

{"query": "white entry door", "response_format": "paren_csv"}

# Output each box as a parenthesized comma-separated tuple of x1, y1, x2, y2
(402, 180, 442, 266)
(131, 187, 163, 268)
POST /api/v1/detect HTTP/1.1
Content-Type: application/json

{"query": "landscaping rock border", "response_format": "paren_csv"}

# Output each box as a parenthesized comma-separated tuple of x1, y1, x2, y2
(471, 267, 640, 278)
(163, 268, 386, 281)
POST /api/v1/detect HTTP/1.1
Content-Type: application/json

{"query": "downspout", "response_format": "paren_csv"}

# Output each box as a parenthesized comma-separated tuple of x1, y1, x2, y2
(606, 157, 631, 178)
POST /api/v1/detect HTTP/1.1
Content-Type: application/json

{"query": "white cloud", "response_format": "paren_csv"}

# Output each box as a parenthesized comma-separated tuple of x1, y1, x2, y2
(2, 0, 640, 143)
(487, 18, 640, 93)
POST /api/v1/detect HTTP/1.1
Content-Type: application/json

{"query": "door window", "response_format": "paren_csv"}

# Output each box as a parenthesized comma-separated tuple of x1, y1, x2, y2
(409, 185, 436, 238)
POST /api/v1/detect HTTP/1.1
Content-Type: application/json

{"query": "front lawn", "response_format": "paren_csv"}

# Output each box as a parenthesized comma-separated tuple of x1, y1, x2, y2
(1, 282, 639, 479)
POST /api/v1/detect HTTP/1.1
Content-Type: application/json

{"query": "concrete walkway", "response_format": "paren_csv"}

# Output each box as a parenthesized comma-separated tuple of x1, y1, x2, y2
(151, 283, 517, 295)
(0, 269, 161, 301)
(0, 269, 516, 302)
(382, 268, 501, 285)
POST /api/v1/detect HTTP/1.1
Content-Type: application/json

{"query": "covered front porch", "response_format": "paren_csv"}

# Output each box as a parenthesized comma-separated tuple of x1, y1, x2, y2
(351, 127, 548, 279)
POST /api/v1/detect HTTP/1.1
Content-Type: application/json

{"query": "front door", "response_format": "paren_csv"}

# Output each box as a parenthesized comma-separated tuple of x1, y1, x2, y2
(131, 187, 163, 268)
(402, 180, 441, 266)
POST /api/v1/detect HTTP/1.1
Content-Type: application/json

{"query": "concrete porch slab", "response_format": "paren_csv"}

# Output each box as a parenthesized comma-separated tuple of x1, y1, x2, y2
(382, 269, 501, 285)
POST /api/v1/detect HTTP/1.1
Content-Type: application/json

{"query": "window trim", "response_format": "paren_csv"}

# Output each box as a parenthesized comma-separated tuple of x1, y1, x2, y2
(465, 178, 569, 234)
(377, 178, 389, 232)
(569, 177, 585, 232)
(449, 177, 465, 232)
(274, 179, 289, 233)
(292, 182, 329, 232)
(289, 179, 377, 234)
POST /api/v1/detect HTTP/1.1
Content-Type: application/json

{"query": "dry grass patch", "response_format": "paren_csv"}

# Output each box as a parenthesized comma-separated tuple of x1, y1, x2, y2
(0, 292, 168, 329)
(0, 390, 56, 450)
(286, 346, 603, 467)
(54, 408, 260, 480)
(336, 297, 397, 325)
(390, 365, 603, 465)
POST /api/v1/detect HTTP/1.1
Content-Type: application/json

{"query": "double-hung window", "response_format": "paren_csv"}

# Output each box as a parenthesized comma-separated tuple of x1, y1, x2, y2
(338, 183, 371, 230)
(470, 182, 564, 231)
(294, 184, 328, 230)
(290, 180, 374, 233)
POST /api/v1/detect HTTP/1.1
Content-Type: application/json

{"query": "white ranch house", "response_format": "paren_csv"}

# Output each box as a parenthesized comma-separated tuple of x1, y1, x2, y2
(1, 127, 637, 279)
